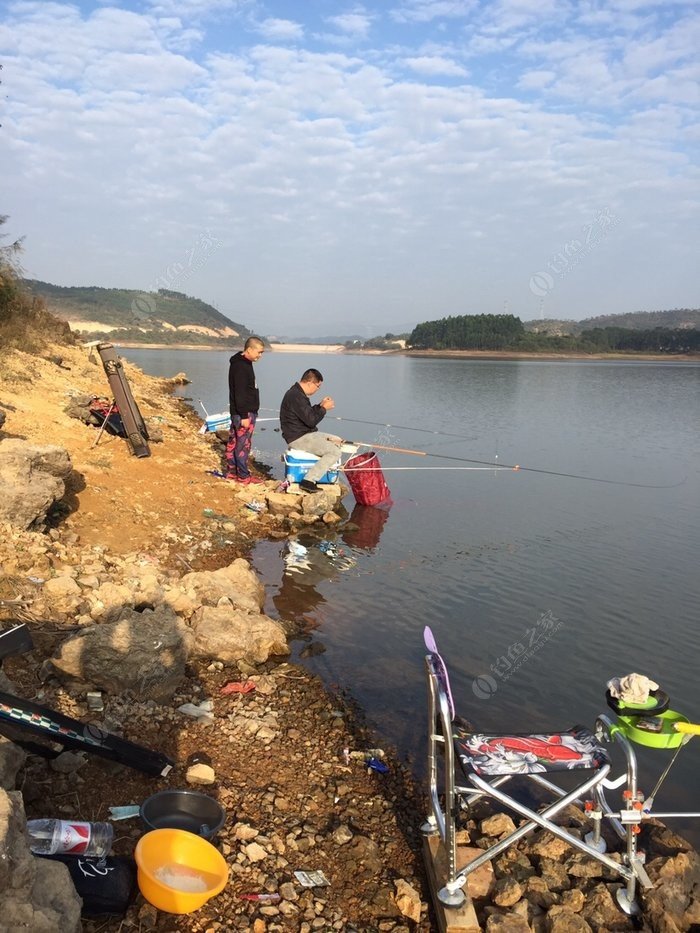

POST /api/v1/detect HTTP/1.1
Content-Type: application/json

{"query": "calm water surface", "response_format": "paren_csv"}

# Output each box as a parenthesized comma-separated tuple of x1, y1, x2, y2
(123, 348, 700, 835)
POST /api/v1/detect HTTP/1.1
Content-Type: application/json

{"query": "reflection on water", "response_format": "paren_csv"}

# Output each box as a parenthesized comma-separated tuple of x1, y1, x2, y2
(269, 502, 393, 626)
(342, 503, 392, 551)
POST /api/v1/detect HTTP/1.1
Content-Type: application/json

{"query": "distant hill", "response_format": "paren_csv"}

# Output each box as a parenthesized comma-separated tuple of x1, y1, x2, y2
(525, 308, 699, 336)
(269, 334, 366, 345)
(23, 280, 252, 346)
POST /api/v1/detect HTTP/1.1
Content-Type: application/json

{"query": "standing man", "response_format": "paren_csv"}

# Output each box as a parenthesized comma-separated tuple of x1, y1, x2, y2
(280, 368, 342, 493)
(226, 336, 265, 484)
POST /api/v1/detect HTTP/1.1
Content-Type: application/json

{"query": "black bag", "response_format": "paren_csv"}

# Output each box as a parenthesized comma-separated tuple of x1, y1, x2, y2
(36, 853, 138, 916)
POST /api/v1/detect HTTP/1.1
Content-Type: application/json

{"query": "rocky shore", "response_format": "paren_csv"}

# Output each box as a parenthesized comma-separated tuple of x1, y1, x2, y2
(1, 341, 699, 932)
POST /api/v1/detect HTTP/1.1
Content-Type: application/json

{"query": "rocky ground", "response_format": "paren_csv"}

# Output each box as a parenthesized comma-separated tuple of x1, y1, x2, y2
(1, 341, 699, 932)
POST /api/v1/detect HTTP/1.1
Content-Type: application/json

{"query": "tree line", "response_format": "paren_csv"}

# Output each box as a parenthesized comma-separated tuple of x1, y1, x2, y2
(408, 314, 699, 354)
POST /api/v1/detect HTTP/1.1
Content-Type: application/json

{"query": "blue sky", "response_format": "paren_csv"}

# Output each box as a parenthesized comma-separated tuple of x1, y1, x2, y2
(1, 0, 698, 336)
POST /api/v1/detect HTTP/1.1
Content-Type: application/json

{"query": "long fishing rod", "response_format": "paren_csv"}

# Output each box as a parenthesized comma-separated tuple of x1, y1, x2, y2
(259, 410, 682, 489)
(347, 441, 683, 489)
(258, 408, 476, 443)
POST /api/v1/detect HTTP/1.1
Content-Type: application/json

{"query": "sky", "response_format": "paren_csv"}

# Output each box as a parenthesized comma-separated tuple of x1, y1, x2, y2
(1, 1, 698, 337)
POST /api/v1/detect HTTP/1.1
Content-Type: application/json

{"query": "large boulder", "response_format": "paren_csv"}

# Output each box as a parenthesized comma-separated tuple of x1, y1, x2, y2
(189, 604, 289, 664)
(0, 789, 82, 932)
(50, 606, 189, 701)
(0, 736, 25, 792)
(41, 575, 84, 617)
(0, 440, 72, 529)
(180, 559, 265, 612)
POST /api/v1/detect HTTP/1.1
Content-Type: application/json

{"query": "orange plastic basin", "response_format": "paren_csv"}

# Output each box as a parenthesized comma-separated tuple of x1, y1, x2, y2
(134, 828, 228, 914)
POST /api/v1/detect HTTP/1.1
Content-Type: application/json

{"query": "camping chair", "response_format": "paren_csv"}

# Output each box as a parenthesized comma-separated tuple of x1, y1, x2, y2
(421, 626, 650, 913)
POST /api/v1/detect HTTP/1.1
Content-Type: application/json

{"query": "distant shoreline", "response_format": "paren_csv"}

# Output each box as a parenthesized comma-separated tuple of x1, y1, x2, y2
(112, 341, 699, 362)
(403, 349, 700, 362)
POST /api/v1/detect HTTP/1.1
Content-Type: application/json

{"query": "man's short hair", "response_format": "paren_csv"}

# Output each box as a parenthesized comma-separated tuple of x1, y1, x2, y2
(301, 368, 323, 384)
(244, 336, 265, 350)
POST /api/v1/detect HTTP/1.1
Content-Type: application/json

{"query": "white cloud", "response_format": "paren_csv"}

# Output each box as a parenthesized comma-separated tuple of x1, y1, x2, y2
(146, 0, 246, 16)
(326, 11, 373, 38)
(391, 1, 476, 25)
(256, 17, 304, 41)
(1, 0, 698, 330)
(404, 55, 468, 76)
(517, 69, 555, 90)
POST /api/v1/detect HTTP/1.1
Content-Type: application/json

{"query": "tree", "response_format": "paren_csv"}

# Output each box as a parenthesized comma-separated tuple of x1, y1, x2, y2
(0, 214, 25, 319)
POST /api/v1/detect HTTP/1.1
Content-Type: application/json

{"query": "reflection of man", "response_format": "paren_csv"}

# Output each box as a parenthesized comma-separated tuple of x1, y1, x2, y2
(226, 336, 265, 484)
(279, 368, 341, 493)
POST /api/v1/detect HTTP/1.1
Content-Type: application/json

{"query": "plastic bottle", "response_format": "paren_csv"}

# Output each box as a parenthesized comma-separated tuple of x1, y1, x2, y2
(26, 819, 114, 857)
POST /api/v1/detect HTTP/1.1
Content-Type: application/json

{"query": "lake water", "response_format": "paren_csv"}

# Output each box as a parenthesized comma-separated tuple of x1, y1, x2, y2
(122, 347, 700, 835)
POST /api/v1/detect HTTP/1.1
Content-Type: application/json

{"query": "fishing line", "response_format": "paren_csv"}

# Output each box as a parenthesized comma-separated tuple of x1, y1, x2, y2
(258, 408, 477, 443)
(346, 447, 684, 489)
(342, 466, 511, 472)
(260, 409, 683, 489)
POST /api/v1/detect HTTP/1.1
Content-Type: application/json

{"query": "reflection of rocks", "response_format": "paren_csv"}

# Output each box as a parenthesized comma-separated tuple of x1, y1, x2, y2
(299, 640, 326, 658)
(0, 440, 72, 529)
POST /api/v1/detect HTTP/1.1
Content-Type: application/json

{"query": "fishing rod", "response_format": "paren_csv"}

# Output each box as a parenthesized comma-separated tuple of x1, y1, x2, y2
(346, 441, 683, 489)
(258, 408, 476, 443)
(261, 411, 681, 489)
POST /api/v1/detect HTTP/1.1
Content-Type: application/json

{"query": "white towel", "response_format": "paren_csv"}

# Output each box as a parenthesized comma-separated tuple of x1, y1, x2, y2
(607, 673, 659, 705)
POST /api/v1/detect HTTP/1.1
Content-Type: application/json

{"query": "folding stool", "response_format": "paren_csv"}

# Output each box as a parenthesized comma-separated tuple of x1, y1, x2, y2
(421, 627, 650, 912)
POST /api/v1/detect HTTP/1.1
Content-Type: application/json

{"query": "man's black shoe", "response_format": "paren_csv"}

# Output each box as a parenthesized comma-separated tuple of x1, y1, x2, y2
(299, 479, 320, 493)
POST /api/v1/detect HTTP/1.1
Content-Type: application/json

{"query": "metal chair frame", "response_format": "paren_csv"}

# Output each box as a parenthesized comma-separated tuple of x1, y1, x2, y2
(422, 650, 653, 913)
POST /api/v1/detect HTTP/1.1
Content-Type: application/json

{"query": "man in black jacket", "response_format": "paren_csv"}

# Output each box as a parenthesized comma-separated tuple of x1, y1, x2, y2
(226, 336, 265, 484)
(280, 368, 342, 493)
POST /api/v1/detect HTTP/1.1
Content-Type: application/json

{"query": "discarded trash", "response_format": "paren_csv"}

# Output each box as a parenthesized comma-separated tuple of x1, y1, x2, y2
(366, 757, 390, 774)
(239, 893, 281, 902)
(206, 470, 227, 479)
(27, 819, 114, 857)
(246, 500, 265, 513)
(108, 805, 141, 821)
(294, 869, 330, 888)
(284, 540, 312, 574)
(318, 540, 340, 558)
(202, 508, 229, 521)
(86, 691, 104, 712)
(342, 747, 351, 765)
(186, 751, 212, 768)
(177, 702, 215, 723)
(220, 680, 256, 696)
(277, 480, 290, 493)
(348, 748, 385, 760)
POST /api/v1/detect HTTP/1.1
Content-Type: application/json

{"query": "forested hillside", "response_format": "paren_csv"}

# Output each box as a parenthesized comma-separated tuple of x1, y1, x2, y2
(408, 310, 699, 354)
(24, 281, 251, 346)
(524, 308, 700, 336)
